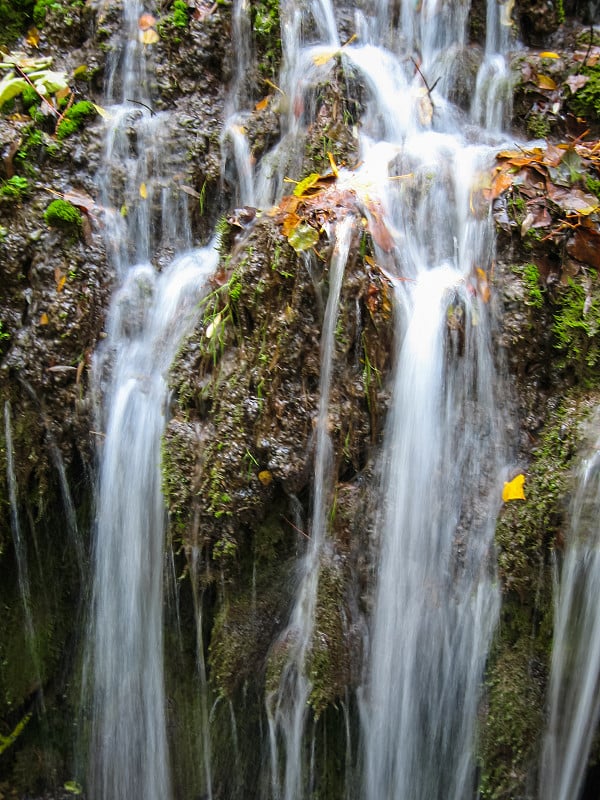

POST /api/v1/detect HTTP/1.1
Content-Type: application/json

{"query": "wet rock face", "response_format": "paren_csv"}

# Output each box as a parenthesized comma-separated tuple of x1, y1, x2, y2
(163, 207, 392, 703)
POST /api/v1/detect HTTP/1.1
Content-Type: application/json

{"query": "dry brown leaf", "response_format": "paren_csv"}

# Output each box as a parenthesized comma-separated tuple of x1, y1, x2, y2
(566, 74, 590, 94)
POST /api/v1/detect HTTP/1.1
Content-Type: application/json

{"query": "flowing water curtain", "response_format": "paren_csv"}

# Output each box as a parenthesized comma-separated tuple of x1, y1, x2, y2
(352, 1, 511, 798)
(85, 3, 218, 799)
(266, 216, 354, 800)
(540, 413, 600, 800)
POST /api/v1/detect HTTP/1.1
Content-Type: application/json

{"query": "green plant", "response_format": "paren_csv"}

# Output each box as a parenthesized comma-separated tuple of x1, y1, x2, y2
(0, 175, 30, 201)
(569, 65, 600, 124)
(0, 0, 35, 47)
(55, 100, 96, 139)
(552, 272, 600, 380)
(171, 0, 188, 26)
(0, 320, 10, 341)
(521, 263, 545, 309)
(43, 198, 82, 232)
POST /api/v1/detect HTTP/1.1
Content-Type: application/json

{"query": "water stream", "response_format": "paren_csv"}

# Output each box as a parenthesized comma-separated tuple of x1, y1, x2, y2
(86, 4, 218, 799)
(266, 215, 354, 800)
(84, 0, 513, 797)
(540, 413, 600, 800)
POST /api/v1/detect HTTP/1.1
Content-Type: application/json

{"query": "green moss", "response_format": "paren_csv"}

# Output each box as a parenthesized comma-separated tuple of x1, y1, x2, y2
(55, 100, 96, 139)
(569, 65, 600, 124)
(307, 560, 348, 717)
(518, 262, 545, 309)
(0, 176, 30, 202)
(252, 0, 281, 77)
(43, 199, 82, 232)
(32, 0, 81, 27)
(527, 112, 551, 140)
(552, 272, 600, 382)
(482, 392, 599, 798)
(171, 0, 189, 26)
(585, 175, 600, 199)
(0, 0, 34, 46)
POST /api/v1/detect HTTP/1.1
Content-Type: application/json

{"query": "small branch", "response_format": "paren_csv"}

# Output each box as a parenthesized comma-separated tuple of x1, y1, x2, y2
(13, 64, 58, 117)
(126, 98, 155, 115)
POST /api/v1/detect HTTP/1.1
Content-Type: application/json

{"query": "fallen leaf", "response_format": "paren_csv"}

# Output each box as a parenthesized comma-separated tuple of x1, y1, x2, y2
(138, 13, 157, 30)
(63, 188, 95, 212)
(254, 96, 270, 112)
(39, 312, 49, 325)
(476, 267, 491, 303)
(293, 172, 322, 197)
(139, 182, 147, 199)
(205, 312, 222, 339)
(91, 102, 111, 119)
(490, 171, 513, 199)
(536, 74, 558, 91)
(539, 51, 559, 59)
(287, 222, 319, 252)
(282, 212, 301, 237)
(565, 74, 589, 93)
(25, 27, 40, 47)
(258, 470, 273, 486)
(140, 28, 160, 45)
(313, 48, 339, 66)
(502, 473, 526, 502)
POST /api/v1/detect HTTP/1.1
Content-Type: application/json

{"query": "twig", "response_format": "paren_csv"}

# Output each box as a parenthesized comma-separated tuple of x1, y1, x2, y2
(13, 63, 58, 117)
(281, 515, 310, 540)
(126, 98, 155, 115)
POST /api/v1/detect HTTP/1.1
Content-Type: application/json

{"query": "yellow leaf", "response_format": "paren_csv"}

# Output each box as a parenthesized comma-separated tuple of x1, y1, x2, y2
(313, 48, 339, 66)
(540, 51, 560, 59)
(40, 312, 49, 325)
(120, 204, 128, 216)
(536, 74, 558, 91)
(138, 13, 157, 30)
(91, 103, 111, 119)
(255, 96, 270, 112)
(502, 473, 526, 502)
(327, 151, 339, 177)
(56, 275, 67, 293)
(73, 65, 89, 78)
(140, 28, 160, 45)
(25, 27, 40, 47)
(139, 182, 147, 199)
(293, 172, 321, 197)
(258, 470, 273, 486)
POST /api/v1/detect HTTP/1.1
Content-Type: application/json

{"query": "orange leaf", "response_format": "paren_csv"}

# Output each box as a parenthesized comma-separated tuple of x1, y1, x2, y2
(502, 473, 526, 502)
(490, 171, 513, 199)
(282, 212, 300, 237)
(254, 96, 270, 112)
(138, 13, 157, 30)
(39, 312, 49, 325)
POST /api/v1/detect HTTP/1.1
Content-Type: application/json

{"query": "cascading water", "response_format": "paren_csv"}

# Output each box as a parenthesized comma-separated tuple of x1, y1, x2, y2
(267, 215, 354, 800)
(539, 413, 600, 800)
(86, 3, 217, 799)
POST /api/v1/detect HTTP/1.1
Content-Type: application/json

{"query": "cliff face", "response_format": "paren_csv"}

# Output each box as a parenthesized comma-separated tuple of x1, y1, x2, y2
(0, 1, 599, 797)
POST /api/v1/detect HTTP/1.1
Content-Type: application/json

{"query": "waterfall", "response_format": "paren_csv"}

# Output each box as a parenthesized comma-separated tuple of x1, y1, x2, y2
(540, 413, 600, 800)
(86, 2, 218, 799)
(266, 216, 354, 800)
(347, 3, 509, 798)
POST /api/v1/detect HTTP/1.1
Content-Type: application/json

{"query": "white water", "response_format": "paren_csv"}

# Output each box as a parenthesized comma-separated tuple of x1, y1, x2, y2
(540, 412, 600, 800)
(86, 3, 218, 799)
(266, 216, 354, 800)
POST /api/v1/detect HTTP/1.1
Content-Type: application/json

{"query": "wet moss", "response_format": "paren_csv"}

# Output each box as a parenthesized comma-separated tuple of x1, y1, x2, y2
(482, 390, 600, 798)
